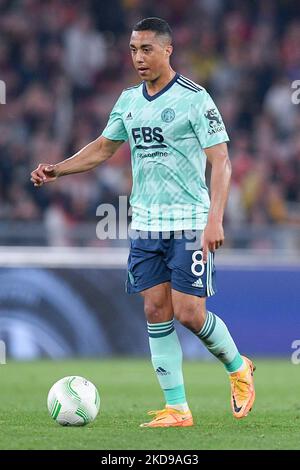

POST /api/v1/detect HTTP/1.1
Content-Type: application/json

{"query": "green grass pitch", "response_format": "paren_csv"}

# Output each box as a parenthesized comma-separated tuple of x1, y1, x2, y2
(1, 358, 299, 450)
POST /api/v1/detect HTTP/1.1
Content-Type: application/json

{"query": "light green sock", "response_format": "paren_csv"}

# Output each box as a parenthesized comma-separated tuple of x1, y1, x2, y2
(196, 311, 244, 373)
(148, 320, 187, 406)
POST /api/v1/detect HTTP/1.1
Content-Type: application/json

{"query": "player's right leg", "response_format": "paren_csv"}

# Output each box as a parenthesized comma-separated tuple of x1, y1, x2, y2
(125, 231, 193, 427)
(140, 283, 193, 427)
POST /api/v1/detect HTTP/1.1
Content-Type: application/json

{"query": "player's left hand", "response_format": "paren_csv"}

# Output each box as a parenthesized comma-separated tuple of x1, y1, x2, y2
(201, 221, 224, 263)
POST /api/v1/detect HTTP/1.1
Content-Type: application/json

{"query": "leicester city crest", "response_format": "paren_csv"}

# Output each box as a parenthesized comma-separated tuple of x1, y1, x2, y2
(161, 108, 175, 123)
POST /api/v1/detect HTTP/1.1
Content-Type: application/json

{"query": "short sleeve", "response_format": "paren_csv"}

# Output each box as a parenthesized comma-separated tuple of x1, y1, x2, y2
(188, 90, 229, 148)
(102, 94, 128, 142)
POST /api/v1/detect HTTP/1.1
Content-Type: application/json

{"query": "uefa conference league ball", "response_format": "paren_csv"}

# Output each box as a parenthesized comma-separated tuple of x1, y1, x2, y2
(47, 376, 100, 426)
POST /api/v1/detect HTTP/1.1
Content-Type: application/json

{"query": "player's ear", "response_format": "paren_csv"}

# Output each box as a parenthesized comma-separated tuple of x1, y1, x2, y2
(166, 44, 173, 57)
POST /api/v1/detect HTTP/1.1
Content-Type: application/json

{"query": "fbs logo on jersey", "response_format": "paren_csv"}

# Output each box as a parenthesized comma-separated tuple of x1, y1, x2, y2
(192, 278, 203, 288)
(126, 112, 133, 120)
(204, 108, 225, 135)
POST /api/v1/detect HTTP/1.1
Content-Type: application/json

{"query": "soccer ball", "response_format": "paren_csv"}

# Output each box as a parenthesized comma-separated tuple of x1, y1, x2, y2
(47, 376, 100, 426)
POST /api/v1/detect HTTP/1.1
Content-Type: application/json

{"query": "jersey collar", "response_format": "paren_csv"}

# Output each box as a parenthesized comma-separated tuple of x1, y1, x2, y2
(142, 72, 179, 102)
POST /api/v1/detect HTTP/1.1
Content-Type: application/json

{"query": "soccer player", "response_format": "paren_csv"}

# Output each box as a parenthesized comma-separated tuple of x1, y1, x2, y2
(31, 17, 255, 428)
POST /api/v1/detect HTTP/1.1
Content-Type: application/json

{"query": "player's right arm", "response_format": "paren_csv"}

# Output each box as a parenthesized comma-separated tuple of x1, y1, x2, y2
(30, 136, 124, 187)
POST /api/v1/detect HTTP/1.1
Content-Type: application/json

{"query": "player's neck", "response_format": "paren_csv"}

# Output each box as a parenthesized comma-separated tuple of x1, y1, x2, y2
(145, 69, 176, 96)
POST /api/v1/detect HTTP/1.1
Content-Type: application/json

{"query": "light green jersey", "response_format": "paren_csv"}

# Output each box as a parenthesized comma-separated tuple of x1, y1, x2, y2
(102, 73, 229, 231)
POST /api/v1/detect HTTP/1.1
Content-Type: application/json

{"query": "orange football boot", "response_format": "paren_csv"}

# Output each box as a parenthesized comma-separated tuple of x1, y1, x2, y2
(230, 356, 256, 419)
(140, 407, 194, 428)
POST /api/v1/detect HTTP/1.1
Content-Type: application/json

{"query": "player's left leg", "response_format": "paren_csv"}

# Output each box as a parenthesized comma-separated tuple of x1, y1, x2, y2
(169, 231, 255, 419)
(172, 292, 255, 419)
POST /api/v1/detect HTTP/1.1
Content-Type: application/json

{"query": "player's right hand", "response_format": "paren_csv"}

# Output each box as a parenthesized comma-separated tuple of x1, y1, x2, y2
(30, 164, 59, 187)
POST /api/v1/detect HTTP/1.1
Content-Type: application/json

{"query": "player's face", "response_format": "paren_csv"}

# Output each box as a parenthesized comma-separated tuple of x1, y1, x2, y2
(129, 30, 172, 81)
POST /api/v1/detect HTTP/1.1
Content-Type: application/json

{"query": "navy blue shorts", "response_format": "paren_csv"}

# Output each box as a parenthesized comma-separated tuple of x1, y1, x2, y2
(126, 230, 216, 297)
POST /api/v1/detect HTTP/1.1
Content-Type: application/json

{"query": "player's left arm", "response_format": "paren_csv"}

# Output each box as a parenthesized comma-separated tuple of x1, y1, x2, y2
(202, 142, 232, 263)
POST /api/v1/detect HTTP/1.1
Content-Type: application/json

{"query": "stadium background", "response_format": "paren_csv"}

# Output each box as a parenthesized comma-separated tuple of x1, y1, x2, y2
(0, 0, 299, 362)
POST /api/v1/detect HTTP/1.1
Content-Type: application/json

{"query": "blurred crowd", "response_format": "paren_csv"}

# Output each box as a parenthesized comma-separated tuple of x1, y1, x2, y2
(0, 0, 299, 247)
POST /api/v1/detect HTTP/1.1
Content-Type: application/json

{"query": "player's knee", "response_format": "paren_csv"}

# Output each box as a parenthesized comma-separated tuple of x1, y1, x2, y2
(175, 308, 196, 329)
(144, 300, 171, 323)
(175, 304, 206, 331)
